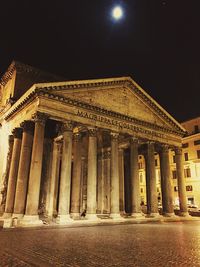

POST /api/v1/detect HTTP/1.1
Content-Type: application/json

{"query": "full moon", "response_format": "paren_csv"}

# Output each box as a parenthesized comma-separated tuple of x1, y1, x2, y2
(112, 6, 123, 20)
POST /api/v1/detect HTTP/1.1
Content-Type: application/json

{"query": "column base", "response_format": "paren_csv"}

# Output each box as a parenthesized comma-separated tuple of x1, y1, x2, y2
(110, 213, 124, 220)
(2, 212, 12, 219)
(146, 213, 162, 219)
(3, 218, 13, 228)
(179, 211, 190, 217)
(20, 215, 43, 226)
(162, 212, 176, 217)
(71, 213, 81, 220)
(12, 213, 24, 219)
(56, 214, 73, 224)
(131, 212, 145, 219)
(85, 214, 100, 221)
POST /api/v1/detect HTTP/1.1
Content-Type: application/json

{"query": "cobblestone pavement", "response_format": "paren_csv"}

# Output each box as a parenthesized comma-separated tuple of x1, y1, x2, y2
(0, 221, 200, 267)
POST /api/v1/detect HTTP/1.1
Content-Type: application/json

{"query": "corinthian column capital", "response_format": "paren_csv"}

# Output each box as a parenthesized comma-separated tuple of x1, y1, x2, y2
(174, 147, 182, 155)
(160, 144, 170, 154)
(12, 128, 23, 139)
(32, 112, 48, 125)
(20, 121, 34, 134)
(130, 137, 138, 144)
(61, 121, 74, 133)
(88, 127, 97, 137)
(110, 132, 119, 141)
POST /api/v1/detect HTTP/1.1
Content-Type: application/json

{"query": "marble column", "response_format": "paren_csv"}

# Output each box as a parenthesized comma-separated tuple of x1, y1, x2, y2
(110, 132, 121, 219)
(71, 132, 82, 219)
(0, 135, 14, 214)
(175, 147, 189, 216)
(46, 139, 61, 218)
(13, 121, 34, 218)
(57, 121, 73, 223)
(97, 153, 103, 214)
(3, 128, 22, 218)
(86, 127, 98, 220)
(130, 138, 143, 217)
(145, 142, 159, 217)
(119, 148, 125, 214)
(159, 144, 174, 216)
(24, 112, 47, 223)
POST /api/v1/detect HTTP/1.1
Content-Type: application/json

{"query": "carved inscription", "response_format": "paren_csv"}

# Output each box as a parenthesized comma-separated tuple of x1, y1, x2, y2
(77, 110, 165, 139)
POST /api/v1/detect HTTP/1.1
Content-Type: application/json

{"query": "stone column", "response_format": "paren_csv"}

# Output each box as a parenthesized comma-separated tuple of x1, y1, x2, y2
(86, 127, 98, 220)
(13, 121, 34, 218)
(175, 147, 189, 216)
(101, 150, 111, 214)
(97, 153, 103, 214)
(3, 128, 22, 218)
(130, 138, 143, 217)
(145, 142, 159, 217)
(0, 135, 14, 214)
(159, 144, 174, 216)
(24, 112, 47, 223)
(57, 121, 73, 223)
(46, 138, 61, 218)
(119, 148, 125, 214)
(110, 132, 121, 219)
(71, 132, 82, 219)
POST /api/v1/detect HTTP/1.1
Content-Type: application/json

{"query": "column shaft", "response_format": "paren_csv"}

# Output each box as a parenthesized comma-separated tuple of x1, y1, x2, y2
(71, 133, 82, 217)
(47, 140, 61, 217)
(13, 122, 34, 216)
(119, 148, 125, 213)
(57, 122, 73, 221)
(145, 142, 159, 215)
(4, 128, 22, 216)
(175, 148, 188, 215)
(86, 128, 98, 218)
(130, 138, 142, 215)
(160, 145, 174, 215)
(110, 132, 120, 217)
(25, 113, 47, 217)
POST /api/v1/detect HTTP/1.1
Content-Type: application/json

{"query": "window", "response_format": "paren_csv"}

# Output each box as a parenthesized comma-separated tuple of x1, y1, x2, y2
(186, 185, 193, 191)
(157, 187, 160, 193)
(173, 155, 176, 163)
(197, 150, 200, 159)
(138, 162, 143, 169)
(140, 174, 143, 183)
(172, 170, 177, 179)
(139, 155, 142, 159)
(184, 153, 189, 161)
(174, 186, 178, 192)
(194, 125, 199, 133)
(184, 168, 191, 178)
(140, 188, 144, 193)
(155, 159, 158, 166)
(194, 140, 200, 145)
(182, 143, 188, 148)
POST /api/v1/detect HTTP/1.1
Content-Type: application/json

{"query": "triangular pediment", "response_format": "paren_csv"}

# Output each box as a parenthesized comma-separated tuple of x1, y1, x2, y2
(35, 77, 185, 134)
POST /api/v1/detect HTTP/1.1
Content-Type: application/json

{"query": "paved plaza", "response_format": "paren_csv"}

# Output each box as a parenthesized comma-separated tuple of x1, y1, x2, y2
(0, 221, 200, 267)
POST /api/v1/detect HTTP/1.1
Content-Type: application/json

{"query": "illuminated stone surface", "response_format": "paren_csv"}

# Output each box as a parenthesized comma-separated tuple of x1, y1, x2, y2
(0, 221, 200, 266)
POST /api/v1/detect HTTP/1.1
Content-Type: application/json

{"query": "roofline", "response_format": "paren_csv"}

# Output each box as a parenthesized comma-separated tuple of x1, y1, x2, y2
(181, 116, 200, 124)
(1, 76, 186, 135)
(127, 77, 186, 133)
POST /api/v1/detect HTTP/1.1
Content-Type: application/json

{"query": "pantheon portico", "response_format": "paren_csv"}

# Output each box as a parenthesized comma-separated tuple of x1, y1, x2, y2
(0, 61, 189, 228)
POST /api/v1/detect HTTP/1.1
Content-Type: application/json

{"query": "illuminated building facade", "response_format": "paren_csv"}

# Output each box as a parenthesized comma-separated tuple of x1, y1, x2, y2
(0, 61, 189, 227)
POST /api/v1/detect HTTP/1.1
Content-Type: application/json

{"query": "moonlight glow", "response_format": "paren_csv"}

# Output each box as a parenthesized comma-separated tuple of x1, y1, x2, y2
(112, 6, 123, 20)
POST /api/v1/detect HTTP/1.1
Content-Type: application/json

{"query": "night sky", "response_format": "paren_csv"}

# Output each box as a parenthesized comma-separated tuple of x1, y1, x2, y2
(0, 0, 200, 123)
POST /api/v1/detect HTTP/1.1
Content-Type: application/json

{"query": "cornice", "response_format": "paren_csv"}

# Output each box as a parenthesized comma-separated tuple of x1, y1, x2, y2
(31, 77, 185, 134)
(3, 88, 184, 137)
(2, 77, 186, 137)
